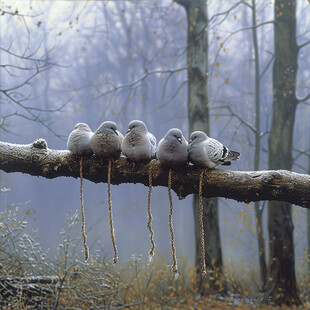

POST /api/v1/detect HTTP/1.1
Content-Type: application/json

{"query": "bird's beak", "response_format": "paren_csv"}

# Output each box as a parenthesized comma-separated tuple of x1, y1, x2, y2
(115, 130, 119, 136)
(177, 137, 182, 144)
(189, 139, 192, 143)
(126, 128, 131, 133)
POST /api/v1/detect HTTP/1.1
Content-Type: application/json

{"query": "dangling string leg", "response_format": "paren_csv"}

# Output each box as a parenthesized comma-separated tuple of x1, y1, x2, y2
(168, 169, 179, 279)
(199, 170, 207, 278)
(147, 160, 156, 263)
(108, 159, 118, 264)
(80, 157, 89, 262)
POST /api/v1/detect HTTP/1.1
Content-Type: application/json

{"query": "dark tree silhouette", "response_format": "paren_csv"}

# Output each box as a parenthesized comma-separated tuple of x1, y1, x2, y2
(174, 0, 225, 294)
(267, 0, 302, 305)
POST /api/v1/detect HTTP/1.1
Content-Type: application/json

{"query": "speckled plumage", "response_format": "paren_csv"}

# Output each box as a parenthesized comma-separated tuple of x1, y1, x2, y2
(121, 120, 156, 161)
(188, 131, 240, 168)
(67, 123, 93, 155)
(157, 128, 188, 168)
(90, 121, 123, 159)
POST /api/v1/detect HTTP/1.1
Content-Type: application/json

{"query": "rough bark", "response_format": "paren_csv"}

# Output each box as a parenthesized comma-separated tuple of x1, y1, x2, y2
(174, 0, 225, 294)
(267, 0, 301, 305)
(0, 139, 309, 208)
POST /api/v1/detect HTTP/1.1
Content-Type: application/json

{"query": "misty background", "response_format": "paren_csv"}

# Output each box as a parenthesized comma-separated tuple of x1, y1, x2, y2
(0, 0, 309, 283)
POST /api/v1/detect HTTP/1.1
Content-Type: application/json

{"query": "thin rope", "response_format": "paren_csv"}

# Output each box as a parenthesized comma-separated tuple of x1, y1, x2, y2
(80, 157, 89, 262)
(108, 159, 118, 264)
(147, 160, 156, 262)
(168, 169, 179, 278)
(199, 170, 207, 278)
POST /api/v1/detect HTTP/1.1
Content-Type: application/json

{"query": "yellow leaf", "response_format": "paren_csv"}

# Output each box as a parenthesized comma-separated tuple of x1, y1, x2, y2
(235, 218, 238, 222)
(189, 26, 193, 31)
(193, 20, 196, 26)
(256, 19, 260, 22)
(280, 3, 284, 8)
(225, 79, 229, 84)
(162, 64, 166, 69)
(223, 221, 226, 224)
(140, 95, 143, 99)
(216, 62, 220, 67)
(194, 8, 199, 14)
(1, 215, 6, 219)
(239, 229, 243, 233)
(171, 19, 175, 23)
(215, 74, 219, 78)
(216, 36, 220, 40)
(220, 43, 223, 48)
(234, 15, 237, 20)
(244, 291, 249, 296)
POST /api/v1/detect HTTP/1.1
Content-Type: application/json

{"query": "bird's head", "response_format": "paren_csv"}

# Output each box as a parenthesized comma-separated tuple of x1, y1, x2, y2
(167, 128, 183, 144)
(101, 121, 118, 135)
(189, 131, 208, 144)
(74, 123, 92, 132)
(127, 120, 147, 134)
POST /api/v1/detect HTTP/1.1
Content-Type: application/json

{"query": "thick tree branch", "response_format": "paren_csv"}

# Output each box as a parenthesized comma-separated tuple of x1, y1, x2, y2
(0, 139, 309, 208)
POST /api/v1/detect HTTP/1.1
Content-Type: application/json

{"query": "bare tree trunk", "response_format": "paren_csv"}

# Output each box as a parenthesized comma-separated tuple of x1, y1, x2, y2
(267, 0, 301, 305)
(175, 0, 225, 295)
(251, 0, 267, 292)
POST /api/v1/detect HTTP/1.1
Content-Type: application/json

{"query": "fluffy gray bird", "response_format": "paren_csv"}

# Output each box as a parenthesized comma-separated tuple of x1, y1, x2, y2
(188, 131, 240, 168)
(90, 121, 124, 159)
(67, 123, 93, 155)
(157, 128, 188, 168)
(121, 120, 156, 161)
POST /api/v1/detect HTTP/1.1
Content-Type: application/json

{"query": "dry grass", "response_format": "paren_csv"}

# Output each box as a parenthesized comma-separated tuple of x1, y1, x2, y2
(0, 202, 309, 309)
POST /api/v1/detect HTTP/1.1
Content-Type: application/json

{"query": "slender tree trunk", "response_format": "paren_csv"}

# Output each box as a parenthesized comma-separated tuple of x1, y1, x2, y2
(267, 0, 301, 305)
(251, 0, 267, 292)
(175, 0, 225, 295)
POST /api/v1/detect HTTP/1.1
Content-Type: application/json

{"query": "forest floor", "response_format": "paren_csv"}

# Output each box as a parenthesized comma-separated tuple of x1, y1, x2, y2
(1, 206, 309, 309)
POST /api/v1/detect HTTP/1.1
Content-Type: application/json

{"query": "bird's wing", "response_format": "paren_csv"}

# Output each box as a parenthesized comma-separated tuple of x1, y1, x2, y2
(147, 132, 157, 157)
(205, 138, 225, 163)
(148, 132, 157, 147)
